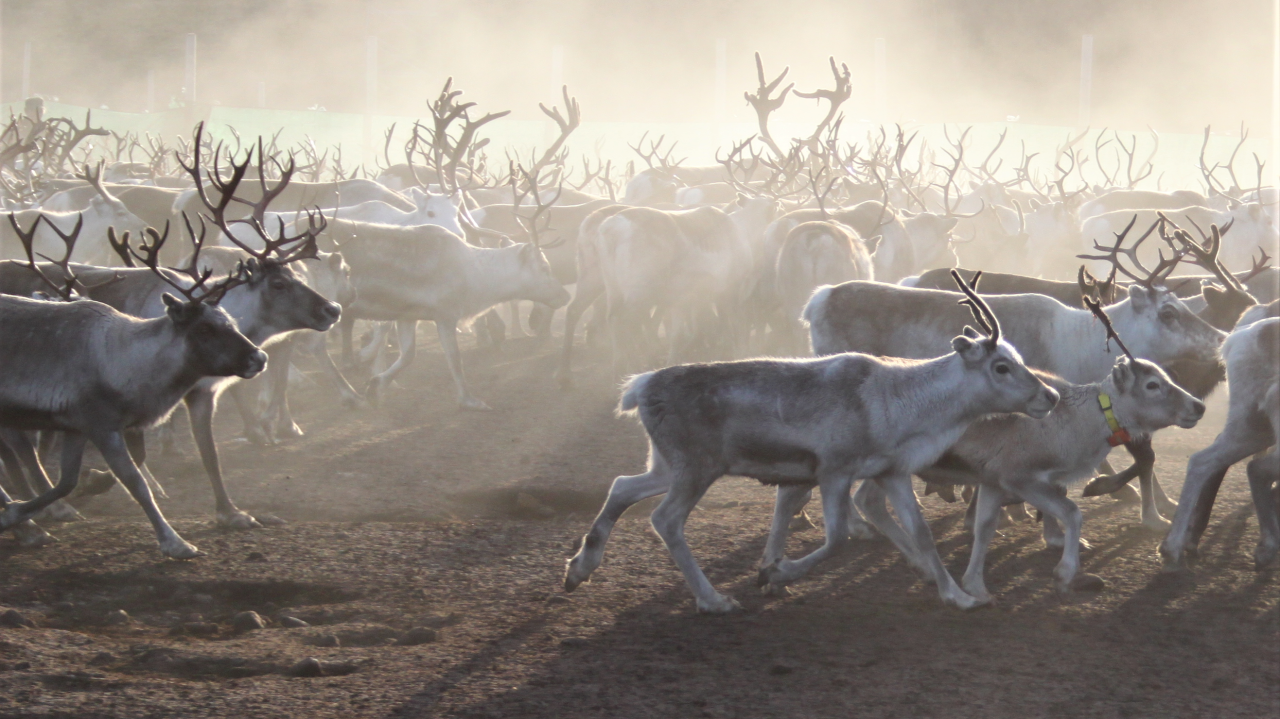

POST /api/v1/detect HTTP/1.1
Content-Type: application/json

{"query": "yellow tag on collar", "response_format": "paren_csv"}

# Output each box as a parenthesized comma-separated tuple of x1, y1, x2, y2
(1098, 393, 1131, 447)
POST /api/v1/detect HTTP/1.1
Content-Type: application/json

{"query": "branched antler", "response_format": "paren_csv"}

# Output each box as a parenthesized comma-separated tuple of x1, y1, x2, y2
(744, 53, 793, 159)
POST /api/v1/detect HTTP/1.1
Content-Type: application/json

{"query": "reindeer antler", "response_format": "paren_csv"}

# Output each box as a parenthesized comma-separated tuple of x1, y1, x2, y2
(1083, 295, 1135, 361)
(1078, 214, 1181, 288)
(7, 213, 82, 300)
(950, 269, 1000, 343)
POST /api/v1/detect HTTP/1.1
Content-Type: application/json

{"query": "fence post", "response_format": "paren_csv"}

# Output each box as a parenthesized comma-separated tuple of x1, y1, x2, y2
(21, 40, 31, 100)
(183, 33, 197, 104)
(715, 38, 727, 147)
(364, 35, 378, 169)
(873, 38, 887, 122)
(1078, 34, 1093, 129)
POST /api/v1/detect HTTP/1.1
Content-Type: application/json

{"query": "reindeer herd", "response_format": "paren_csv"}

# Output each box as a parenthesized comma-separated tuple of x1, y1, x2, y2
(0, 59, 1276, 615)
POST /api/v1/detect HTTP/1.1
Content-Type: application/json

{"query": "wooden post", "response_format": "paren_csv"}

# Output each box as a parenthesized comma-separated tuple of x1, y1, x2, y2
(0, 3, 5, 103)
(1271, 0, 1279, 252)
(873, 38, 887, 122)
(546, 45, 565, 146)
(183, 33, 197, 104)
(1078, 35, 1093, 129)
(21, 40, 31, 100)
(715, 38, 727, 145)
(364, 35, 378, 167)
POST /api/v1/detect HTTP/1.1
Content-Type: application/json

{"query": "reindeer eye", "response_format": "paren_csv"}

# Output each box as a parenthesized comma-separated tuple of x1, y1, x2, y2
(1159, 306, 1177, 322)
(1146, 381, 1160, 390)
(427, 211, 436, 218)
(995, 364, 1010, 375)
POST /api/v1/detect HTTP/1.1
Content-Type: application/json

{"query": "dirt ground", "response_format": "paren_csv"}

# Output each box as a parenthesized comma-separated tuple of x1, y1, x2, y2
(1, 328, 1277, 719)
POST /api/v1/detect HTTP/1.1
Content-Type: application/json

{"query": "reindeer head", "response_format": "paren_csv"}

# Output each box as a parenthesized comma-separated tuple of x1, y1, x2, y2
(950, 270, 1060, 420)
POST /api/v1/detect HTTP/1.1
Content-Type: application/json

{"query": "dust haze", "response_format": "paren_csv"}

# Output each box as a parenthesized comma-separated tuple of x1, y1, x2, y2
(2, 0, 1272, 134)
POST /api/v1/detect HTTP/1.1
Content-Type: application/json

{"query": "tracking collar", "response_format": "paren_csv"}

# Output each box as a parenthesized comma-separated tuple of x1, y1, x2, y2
(1097, 393, 1131, 447)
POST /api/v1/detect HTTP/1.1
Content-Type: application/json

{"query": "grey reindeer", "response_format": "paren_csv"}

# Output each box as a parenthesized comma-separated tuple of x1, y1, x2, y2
(0, 213, 266, 557)
(564, 271, 1059, 613)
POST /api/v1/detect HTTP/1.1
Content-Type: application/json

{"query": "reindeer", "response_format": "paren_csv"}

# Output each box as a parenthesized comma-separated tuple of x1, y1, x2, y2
(0, 163, 149, 266)
(906, 265, 1118, 308)
(50, 124, 343, 529)
(328, 218, 568, 409)
(803, 218, 1226, 531)
(595, 195, 778, 374)
(563, 272, 1059, 613)
(765, 297, 1204, 600)
(0, 209, 266, 557)
(1161, 316, 1279, 571)
(773, 220, 873, 354)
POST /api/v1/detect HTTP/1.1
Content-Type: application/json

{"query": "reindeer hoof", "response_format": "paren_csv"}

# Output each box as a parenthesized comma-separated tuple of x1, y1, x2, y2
(12, 520, 56, 548)
(1110, 484, 1141, 505)
(944, 589, 986, 611)
(72, 469, 119, 499)
(1255, 543, 1279, 571)
(788, 511, 816, 531)
(1141, 514, 1172, 533)
(277, 422, 305, 440)
(217, 511, 263, 531)
(363, 379, 384, 408)
(695, 594, 742, 614)
(39, 500, 85, 523)
(1067, 573, 1106, 593)
(161, 538, 204, 560)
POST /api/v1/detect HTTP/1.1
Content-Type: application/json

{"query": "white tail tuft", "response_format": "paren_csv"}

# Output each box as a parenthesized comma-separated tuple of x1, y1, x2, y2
(616, 372, 654, 416)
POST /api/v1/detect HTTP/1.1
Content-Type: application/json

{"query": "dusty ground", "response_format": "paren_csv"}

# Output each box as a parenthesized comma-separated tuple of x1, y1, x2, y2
(1, 329, 1277, 719)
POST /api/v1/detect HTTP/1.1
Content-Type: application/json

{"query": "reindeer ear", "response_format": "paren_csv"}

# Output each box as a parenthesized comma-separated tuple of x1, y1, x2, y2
(326, 252, 344, 269)
(952, 333, 986, 360)
(498, 237, 514, 248)
(162, 293, 195, 323)
(1201, 284, 1226, 305)
(962, 326, 981, 339)
(1029, 199, 1041, 210)
(940, 217, 959, 232)
(1127, 284, 1152, 311)
(1111, 357, 1134, 388)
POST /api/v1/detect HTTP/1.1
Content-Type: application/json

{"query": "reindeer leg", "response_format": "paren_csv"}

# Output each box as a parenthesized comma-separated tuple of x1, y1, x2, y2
(759, 477, 854, 589)
(529, 302, 553, 341)
(961, 484, 1009, 604)
(0, 431, 85, 535)
(880, 473, 982, 609)
(185, 388, 262, 530)
(0, 479, 54, 547)
(565, 465, 672, 593)
(558, 273, 604, 389)
(0, 428, 83, 521)
(227, 381, 272, 446)
(125, 427, 168, 500)
(339, 313, 357, 369)
(853, 478, 933, 581)
(366, 320, 419, 408)
(1248, 449, 1280, 569)
(436, 319, 490, 410)
(262, 339, 303, 440)
(1161, 426, 1267, 571)
(649, 466, 739, 614)
(758, 485, 813, 594)
(311, 334, 367, 409)
(93, 430, 202, 559)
